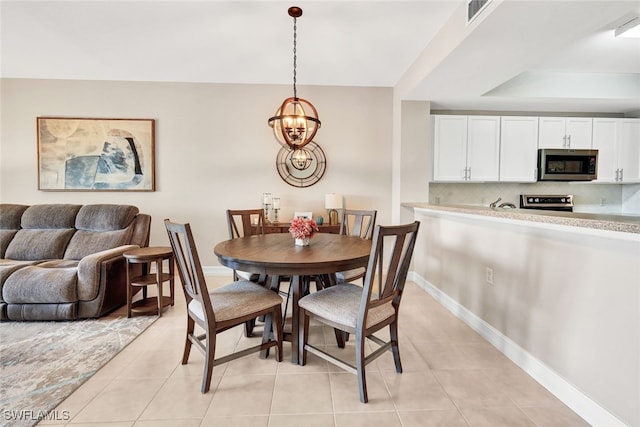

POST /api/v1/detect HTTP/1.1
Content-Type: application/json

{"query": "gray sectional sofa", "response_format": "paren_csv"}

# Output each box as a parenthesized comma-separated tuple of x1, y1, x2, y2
(0, 203, 151, 321)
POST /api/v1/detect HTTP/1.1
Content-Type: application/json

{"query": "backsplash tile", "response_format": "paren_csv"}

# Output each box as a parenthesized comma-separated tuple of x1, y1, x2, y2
(428, 182, 639, 215)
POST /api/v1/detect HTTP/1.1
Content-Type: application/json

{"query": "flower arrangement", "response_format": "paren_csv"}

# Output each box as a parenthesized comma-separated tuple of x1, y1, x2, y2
(289, 216, 319, 240)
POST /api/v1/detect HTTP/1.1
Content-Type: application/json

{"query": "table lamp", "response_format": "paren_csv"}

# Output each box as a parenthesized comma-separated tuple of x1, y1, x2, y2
(325, 193, 343, 225)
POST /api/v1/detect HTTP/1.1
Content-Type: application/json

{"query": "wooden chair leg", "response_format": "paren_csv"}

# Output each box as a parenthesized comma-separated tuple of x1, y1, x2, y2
(202, 328, 216, 393)
(244, 319, 256, 337)
(355, 333, 368, 403)
(299, 308, 310, 365)
(390, 321, 402, 373)
(273, 304, 283, 362)
(183, 316, 195, 365)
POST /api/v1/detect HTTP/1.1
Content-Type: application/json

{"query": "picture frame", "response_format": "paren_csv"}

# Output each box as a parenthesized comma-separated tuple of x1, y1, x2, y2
(37, 117, 155, 191)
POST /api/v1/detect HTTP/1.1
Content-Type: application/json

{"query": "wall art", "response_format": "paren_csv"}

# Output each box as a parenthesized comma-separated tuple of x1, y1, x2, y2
(37, 117, 155, 191)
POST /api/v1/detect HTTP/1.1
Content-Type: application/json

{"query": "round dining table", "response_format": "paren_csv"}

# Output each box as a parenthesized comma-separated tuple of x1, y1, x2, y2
(214, 232, 371, 364)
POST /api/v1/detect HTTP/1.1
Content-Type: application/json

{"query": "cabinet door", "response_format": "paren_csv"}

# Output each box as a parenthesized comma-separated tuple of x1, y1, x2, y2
(467, 116, 500, 181)
(538, 117, 593, 148)
(565, 118, 593, 148)
(499, 116, 538, 182)
(538, 117, 567, 148)
(592, 118, 619, 183)
(619, 119, 640, 183)
(433, 115, 468, 181)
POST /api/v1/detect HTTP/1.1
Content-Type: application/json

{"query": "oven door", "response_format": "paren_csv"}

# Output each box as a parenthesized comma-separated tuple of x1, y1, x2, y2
(538, 149, 598, 181)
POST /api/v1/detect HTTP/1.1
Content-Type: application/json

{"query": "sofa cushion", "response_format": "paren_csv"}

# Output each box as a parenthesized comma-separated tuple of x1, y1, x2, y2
(64, 229, 132, 260)
(3, 265, 78, 303)
(0, 204, 29, 258)
(5, 229, 76, 261)
(21, 204, 82, 229)
(0, 204, 29, 229)
(0, 260, 42, 303)
(75, 204, 139, 231)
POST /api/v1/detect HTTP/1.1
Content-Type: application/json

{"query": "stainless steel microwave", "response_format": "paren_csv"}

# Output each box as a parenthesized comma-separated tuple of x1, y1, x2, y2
(537, 149, 598, 181)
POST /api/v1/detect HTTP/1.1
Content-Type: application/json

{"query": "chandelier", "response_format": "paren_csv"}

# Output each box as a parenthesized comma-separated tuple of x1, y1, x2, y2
(268, 6, 321, 150)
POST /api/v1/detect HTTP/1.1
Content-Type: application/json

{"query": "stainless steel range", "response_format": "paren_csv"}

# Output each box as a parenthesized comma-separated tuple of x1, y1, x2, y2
(519, 194, 574, 212)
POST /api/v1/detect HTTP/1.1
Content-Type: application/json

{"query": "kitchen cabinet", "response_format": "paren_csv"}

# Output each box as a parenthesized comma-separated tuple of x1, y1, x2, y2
(593, 118, 640, 183)
(499, 116, 539, 182)
(433, 115, 500, 182)
(538, 117, 593, 149)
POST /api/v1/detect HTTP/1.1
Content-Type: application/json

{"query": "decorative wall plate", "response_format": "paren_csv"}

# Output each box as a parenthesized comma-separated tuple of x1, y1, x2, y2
(276, 141, 326, 188)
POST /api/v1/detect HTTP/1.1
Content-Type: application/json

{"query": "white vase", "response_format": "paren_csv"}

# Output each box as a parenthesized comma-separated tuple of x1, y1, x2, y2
(295, 237, 310, 246)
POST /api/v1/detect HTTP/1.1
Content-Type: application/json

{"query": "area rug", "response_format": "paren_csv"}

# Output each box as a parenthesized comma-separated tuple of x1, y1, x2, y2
(0, 313, 157, 427)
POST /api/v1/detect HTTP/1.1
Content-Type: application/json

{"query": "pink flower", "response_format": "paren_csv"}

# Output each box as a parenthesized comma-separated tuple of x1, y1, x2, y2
(289, 217, 319, 239)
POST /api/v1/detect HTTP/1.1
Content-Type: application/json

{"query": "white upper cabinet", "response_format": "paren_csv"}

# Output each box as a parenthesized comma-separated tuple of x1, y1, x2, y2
(593, 118, 640, 183)
(538, 117, 593, 149)
(433, 115, 468, 181)
(619, 119, 640, 183)
(433, 115, 500, 182)
(467, 116, 501, 181)
(499, 116, 539, 182)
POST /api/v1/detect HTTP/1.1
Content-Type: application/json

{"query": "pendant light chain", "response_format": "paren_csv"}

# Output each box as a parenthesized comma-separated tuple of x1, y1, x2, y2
(292, 16, 298, 99)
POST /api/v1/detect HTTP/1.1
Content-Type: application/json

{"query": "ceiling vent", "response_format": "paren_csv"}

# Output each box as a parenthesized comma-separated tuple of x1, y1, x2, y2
(467, 0, 491, 24)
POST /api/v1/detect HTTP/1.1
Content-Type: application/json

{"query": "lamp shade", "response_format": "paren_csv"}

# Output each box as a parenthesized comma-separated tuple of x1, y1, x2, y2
(325, 193, 343, 210)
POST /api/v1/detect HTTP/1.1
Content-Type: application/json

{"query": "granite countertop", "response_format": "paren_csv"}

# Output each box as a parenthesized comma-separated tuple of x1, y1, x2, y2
(402, 202, 640, 234)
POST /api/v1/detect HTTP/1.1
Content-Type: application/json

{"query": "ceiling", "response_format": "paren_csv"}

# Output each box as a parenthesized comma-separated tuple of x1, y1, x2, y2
(1, 0, 639, 114)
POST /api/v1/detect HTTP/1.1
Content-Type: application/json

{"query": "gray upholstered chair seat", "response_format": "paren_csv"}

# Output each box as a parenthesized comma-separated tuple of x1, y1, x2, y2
(235, 270, 261, 282)
(335, 267, 366, 284)
(298, 284, 394, 332)
(188, 280, 283, 323)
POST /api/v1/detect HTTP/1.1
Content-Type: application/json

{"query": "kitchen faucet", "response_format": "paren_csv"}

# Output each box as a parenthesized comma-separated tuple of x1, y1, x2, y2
(490, 196, 517, 209)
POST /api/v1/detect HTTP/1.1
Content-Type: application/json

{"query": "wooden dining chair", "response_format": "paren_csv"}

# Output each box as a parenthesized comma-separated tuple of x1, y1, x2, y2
(165, 219, 283, 393)
(335, 209, 377, 284)
(227, 209, 270, 336)
(298, 221, 420, 403)
(226, 209, 265, 282)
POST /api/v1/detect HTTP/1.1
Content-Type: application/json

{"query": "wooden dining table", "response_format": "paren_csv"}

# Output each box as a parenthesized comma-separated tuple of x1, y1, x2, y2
(214, 232, 371, 364)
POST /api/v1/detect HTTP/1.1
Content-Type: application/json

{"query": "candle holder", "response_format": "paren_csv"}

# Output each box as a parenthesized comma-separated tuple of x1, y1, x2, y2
(262, 192, 272, 223)
(272, 197, 281, 223)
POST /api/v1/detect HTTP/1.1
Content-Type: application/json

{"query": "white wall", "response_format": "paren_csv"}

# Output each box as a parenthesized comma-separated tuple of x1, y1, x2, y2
(0, 78, 393, 266)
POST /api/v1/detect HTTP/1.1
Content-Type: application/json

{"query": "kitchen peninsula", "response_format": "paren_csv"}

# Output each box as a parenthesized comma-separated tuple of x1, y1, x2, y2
(404, 202, 639, 427)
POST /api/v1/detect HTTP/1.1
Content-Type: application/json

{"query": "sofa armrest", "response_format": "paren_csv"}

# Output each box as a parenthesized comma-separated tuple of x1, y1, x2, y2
(77, 244, 139, 301)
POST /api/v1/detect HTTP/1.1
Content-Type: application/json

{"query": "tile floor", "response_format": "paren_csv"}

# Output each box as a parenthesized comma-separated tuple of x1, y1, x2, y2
(43, 275, 589, 427)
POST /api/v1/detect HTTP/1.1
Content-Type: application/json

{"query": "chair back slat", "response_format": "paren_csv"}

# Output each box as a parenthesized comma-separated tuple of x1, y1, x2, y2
(165, 219, 215, 323)
(358, 221, 420, 327)
(227, 209, 265, 239)
(340, 209, 377, 240)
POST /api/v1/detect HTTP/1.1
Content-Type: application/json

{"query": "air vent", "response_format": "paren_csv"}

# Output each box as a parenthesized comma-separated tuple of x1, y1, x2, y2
(467, 0, 491, 23)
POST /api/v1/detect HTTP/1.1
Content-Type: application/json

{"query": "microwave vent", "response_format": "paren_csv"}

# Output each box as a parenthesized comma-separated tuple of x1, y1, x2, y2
(467, 0, 491, 23)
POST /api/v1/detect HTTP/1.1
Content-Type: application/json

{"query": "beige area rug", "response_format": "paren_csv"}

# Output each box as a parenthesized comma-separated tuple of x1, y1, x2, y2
(0, 312, 157, 427)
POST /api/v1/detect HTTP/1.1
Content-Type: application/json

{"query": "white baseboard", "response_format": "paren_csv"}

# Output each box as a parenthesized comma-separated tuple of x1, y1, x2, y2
(408, 271, 627, 427)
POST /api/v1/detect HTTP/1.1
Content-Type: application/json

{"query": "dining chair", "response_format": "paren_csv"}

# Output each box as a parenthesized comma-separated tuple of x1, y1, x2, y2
(335, 209, 377, 284)
(227, 209, 269, 336)
(165, 219, 283, 393)
(226, 209, 265, 282)
(298, 221, 420, 403)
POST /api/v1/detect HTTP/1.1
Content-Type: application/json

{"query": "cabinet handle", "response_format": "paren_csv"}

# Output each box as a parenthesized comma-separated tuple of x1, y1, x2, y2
(467, 167, 471, 180)
(616, 169, 620, 181)
(562, 135, 567, 147)
(567, 134, 571, 147)
(620, 168, 624, 182)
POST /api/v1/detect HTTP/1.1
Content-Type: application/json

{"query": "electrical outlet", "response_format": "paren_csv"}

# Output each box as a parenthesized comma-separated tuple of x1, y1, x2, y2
(485, 267, 494, 284)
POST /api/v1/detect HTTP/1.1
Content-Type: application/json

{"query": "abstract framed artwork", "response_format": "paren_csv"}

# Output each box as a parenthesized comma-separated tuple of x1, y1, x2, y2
(37, 117, 155, 191)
